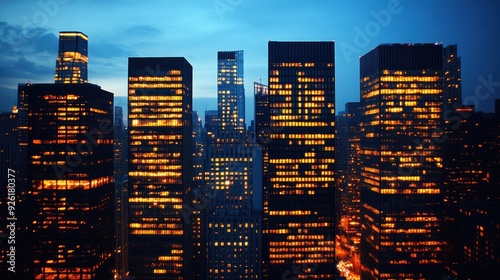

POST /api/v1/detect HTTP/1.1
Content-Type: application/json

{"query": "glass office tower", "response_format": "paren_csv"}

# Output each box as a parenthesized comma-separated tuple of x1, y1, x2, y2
(54, 31, 88, 84)
(19, 82, 115, 279)
(128, 57, 193, 279)
(265, 41, 336, 279)
(359, 44, 444, 280)
(204, 50, 261, 279)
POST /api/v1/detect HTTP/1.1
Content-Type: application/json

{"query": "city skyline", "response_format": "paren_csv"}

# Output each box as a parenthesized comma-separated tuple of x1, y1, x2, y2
(1, 2, 500, 279)
(1, 1, 500, 120)
(0, 38, 498, 280)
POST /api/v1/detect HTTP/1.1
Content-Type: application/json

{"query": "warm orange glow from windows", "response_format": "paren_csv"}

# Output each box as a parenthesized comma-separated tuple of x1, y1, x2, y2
(37, 177, 112, 190)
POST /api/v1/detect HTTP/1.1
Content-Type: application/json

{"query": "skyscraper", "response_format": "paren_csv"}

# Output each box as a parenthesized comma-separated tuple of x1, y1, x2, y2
(254, 81, 270, 271)
(204, 50, 261, 279)
(127, 57, 193, 279)
(19, 82, 115, 279)
(114, 106, 129, 279)
(459, 200, 500, 278)
(336, 102, 362, 248)
(254, 82, 269, 146)
(265, 41, 336, 279)
(191, 110, 204, 280)
(217, 50, 245, 129)
(114, 106, 127, 182)
(359, 44, 444, 280)
(442, 45, 462, 112)
(54, 31, 88, 84)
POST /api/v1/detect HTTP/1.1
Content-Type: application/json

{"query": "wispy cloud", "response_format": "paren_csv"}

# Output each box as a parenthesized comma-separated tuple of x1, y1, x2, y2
(0, 21, 56, 85)
(124, 24, 162, 37)
(90, 42, 133, 59)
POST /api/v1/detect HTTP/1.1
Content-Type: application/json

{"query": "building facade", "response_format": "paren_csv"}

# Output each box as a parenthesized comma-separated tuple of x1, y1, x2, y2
(459, 200, 500, 278)
(127, 57, 193, 279)
(336, 102, 362, 254)
(54, 31, 88, 84)
(19, 82, 115, 279)
(442, 45, 462, 113)
(204, 50, 261, 279)
(114, 106, 129, 279)
(265, 41, 336, 279)
(359, 44, 444, 280)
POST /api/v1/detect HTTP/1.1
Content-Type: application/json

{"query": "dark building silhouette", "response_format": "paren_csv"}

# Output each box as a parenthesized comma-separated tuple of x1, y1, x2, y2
(204, 110, 218, 137)
(459, 200, 500, 278)
(441, 100, 500, 277)
(54, 32, 88, 84)
(114, 106, 127, 182)
(335, 102, 362, 273)
(127, 57, 193, 279)
(442, 45, 462, 113)
(114, 106, 129, 279)
(19, 82, 115, 279)
(254, 81, 270, 274)
(359, 44, 445, 280)
(203, 50, 261, 279)
(191, 110, 204, 280)
(254, 82, 269, 146)
(264, 41, 336, 279)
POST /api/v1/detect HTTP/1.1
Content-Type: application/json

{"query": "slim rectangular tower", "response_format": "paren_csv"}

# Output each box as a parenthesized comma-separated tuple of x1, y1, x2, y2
(336, 102, 362, 249)
(265, 41, 336, 279)
(359, 44, 444, 280)
(54, 31, 88, 84)
(128, 57, 193, 279)
(442, 45, 462, 112)
(204, 50, 261, 279)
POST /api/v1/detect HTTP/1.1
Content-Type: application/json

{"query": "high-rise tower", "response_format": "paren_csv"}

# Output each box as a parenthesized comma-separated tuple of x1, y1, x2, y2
(336, 102, 362, 250)
(127, 57, 193, 279)
(442, 45, 462, 112)
(54, 31, 88, 84)
(19, 82, 115, 279)
(265, 41, 336, 279)
(359, 44, 444, 280)
(204, 50, 262, 279)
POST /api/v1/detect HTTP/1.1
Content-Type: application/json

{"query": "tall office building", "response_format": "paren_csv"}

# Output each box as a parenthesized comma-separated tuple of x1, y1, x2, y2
(19, 82, 115, 279)
(336, 102, 362, 249)
(204, 110, 218, 135)
(442, 45, 462, 112)
(204, 50, 261, 279)
(128, 57, 193, 279)
(114, 106, 129, 279)
(359, 44, 444, 280)
(54, 32, 88, 84)
(265, 41, 336, 279)
(191, 110, 205, 280)
(254, 82, 269, 146)
(459, 200, 500, 278)
(114, 106, 127, 182)
(217, 50, 245, 129)
(254, 81, 270, 272)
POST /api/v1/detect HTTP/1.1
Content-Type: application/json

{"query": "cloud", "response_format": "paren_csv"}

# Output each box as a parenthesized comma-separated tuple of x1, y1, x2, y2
(0, 56, 53, 79)
(0, 21, 57, 56)
(90, 42, 132, 59)
(124, 24, 162, 37)
(0, 21, 57, 85)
